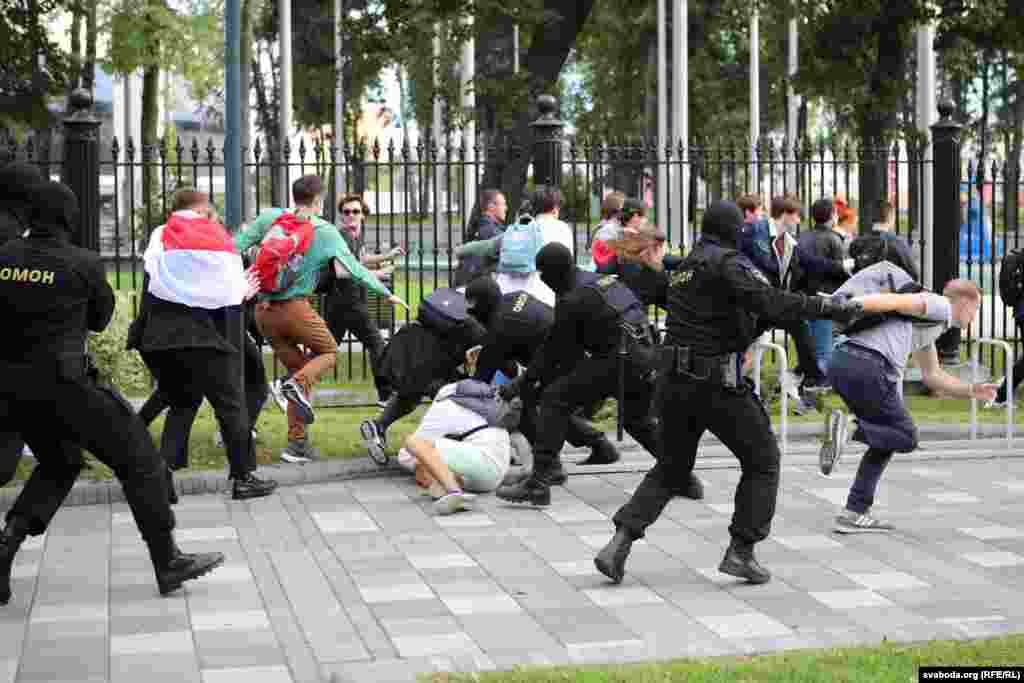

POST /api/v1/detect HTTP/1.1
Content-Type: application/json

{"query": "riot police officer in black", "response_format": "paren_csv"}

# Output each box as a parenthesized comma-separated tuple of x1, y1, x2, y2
(468, 279, 621, 469)
(496, 243, 693, 506)
(0, 181, 224, 604)
(595, 200, 863, 586)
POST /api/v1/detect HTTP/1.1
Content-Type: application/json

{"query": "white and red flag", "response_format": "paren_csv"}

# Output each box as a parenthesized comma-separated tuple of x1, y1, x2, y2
(143, 210, 249, 309)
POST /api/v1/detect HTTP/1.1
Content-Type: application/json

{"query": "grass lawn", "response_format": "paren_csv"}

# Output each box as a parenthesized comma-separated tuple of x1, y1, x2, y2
(9, 391, 431, 484)
(424, 635, 1024, 683)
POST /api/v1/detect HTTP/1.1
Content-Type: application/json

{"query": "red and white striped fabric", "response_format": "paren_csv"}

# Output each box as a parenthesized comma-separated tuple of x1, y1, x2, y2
(143, 210, 249, 309)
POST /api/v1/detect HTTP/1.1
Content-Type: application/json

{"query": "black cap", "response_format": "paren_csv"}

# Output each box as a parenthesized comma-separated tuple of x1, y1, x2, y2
(701, 200, 744, 246)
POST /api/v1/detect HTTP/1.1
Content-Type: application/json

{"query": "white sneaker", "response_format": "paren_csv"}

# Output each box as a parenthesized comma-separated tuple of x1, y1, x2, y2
(432, 490, 476, 516)
(21, 444, 34, 460)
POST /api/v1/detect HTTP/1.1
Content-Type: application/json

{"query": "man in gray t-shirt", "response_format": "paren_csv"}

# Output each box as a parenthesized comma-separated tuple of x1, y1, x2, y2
(820, 273, 997, 534)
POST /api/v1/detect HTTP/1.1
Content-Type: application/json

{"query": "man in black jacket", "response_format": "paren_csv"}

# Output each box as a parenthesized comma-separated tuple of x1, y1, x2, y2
(796, 199, 849, 379)
(0, 181, 224, 602)
(131, 190, 276, 501)
(0, 162, 48, 485)
(594, 201, 867, 586)
(494, 243, 699, 507)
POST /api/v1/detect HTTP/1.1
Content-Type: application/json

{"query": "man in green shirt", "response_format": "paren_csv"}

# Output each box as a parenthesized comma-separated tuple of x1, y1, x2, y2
(235, 175, 406, 462)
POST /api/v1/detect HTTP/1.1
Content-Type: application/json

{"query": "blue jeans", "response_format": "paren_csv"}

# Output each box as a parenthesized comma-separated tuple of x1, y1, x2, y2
(806, 319, 834, 377)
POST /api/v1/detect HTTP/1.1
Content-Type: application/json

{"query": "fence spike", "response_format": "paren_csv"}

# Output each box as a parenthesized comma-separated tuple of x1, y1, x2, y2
(253, 137, 262, 162)
(125, 137, 136, 161)
(205, 138, 216, 163)
(111, 136, 120, 160)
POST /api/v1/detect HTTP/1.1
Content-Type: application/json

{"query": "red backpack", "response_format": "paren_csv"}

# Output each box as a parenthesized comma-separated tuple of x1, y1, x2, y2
(252, 212, 316, 293)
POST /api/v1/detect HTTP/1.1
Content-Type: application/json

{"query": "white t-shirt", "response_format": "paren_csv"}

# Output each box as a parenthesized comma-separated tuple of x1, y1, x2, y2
(399, 383, 511, 476)
(534, 215, 574, 253)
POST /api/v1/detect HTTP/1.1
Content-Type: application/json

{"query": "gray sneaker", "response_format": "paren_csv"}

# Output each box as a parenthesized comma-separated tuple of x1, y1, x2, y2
(280, 439, 322, 464)
(819, 408, 851, 476)
(360, 420, 388, 466)
(281, 378, 316, 424)
(834, 509, 894, 534)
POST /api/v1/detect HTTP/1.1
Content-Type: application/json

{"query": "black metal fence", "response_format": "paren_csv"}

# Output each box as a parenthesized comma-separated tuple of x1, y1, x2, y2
(5, 95, 1023, 387)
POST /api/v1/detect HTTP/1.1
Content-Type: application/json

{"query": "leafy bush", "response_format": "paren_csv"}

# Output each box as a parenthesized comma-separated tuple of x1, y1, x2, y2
(88, 291, 152, 397)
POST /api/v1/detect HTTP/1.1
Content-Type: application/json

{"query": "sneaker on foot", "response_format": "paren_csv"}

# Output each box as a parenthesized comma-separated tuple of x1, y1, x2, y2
(268, 378, 289, 412)
(432, 490, 475, 515)
(819, 408, 851, 476)
(833, 509, 894, 534)
(281, 378, 315, 424)
(280, 439, 321, 464)
(360, 420, 388, 466)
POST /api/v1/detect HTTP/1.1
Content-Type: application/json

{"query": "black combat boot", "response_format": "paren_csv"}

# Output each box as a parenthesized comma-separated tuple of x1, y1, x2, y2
(718, 538, 771, 584)
(680, 473, 704, 500)
(232, 472, 278, 500)
(594, 527, 635, 584)
(0, 518, 29, 605)
(578, 438, 621, 466)
(148, 535, 226, 596)
(496, 472, 552, 507)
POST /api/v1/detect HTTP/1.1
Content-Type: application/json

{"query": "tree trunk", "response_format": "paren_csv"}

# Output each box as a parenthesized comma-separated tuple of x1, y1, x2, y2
(83, 0, 97, 93)
(857, 10, 909, 226)
(141, 63, 160, 234)
(479, 0, 598, 216)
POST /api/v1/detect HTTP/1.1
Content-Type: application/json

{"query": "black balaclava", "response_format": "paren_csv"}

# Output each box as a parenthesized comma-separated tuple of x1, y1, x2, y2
(701, 200, 744, 247)
(536, 242, 576, 296)
(28, 181, 79, 240)
(465, 275, 502, 325)
(0, 162, 45, 229)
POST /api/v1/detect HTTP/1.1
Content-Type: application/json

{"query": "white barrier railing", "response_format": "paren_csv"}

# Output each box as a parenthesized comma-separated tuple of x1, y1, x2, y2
(752, 341, 788, 457)
(969, 338, 1014, 444)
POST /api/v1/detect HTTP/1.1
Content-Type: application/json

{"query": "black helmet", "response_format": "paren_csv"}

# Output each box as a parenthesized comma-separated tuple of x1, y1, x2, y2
(0, 162, 45, 206)
(701, 200, 744, 246)
(536, 242, 575, 295)
(464, 275, 502, 324)
(29, 181, 79, 237)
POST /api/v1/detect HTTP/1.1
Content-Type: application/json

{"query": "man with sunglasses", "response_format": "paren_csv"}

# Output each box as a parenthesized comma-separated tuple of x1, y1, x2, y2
(323, 195, 404, 407)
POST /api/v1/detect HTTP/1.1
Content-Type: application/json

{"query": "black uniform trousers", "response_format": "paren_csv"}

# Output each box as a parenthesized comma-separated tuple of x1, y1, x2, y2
(0, 433, 25, 487)
(0, 368, 174, 540)
(142, 342, 262, 479)
(326, 297, 389, 400)
(613, 373, 780, 545)
(532, 353, 659, 476)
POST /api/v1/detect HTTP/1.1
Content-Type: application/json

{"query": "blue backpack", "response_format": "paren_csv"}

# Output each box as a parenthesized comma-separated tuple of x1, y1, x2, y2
(498, 220, 545, 274)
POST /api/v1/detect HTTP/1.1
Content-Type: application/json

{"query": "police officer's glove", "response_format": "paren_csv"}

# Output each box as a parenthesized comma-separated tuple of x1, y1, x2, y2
(498, 374, 526, 401)
(818, 295, 864, 326)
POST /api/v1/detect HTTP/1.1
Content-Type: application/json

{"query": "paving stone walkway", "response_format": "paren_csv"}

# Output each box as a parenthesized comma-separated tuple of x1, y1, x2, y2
(3, 441, 1024, 683)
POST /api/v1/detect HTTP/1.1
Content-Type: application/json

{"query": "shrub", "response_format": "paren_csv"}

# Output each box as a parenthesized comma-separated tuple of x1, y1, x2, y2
(88, 291, 152, 397)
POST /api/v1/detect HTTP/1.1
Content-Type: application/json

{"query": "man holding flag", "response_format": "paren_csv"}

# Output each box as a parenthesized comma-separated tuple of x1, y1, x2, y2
(133, 190, 278, 501)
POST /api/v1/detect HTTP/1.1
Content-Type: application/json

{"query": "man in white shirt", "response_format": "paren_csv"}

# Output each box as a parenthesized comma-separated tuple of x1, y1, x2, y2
(529, 185, 575, 253)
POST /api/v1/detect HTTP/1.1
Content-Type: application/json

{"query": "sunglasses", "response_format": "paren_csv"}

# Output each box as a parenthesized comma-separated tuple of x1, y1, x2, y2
(341, 208, 363, 216)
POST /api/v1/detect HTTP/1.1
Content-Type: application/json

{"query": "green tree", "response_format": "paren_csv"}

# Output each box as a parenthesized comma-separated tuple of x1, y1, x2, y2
(0, 0, 74, 132)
